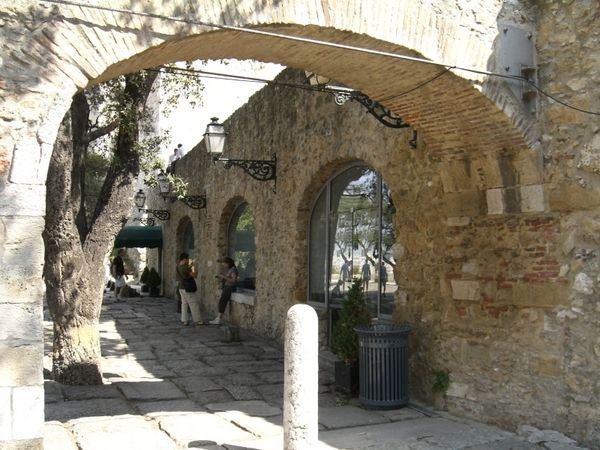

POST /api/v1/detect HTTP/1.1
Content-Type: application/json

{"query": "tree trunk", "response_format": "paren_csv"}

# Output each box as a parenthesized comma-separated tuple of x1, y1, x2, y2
(43, 113, 104, 384)
(43, 72, 158, 385)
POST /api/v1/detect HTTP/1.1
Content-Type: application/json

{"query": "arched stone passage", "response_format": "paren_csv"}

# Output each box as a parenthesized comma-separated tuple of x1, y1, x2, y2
(0, 2, 546, 448)
(2, 0, 534, 190)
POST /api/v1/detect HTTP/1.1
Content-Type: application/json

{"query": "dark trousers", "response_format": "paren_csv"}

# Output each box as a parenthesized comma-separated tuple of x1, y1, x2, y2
(218, 285, 235, 313)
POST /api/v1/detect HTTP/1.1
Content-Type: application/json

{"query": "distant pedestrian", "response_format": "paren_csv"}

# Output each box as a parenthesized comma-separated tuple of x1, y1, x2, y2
(361, 260, 371, 291)
(176, 253, 202, 325)
(380, 262, 388, 295)
(209, 257, 238, 325)
(111, 248, 126, 302)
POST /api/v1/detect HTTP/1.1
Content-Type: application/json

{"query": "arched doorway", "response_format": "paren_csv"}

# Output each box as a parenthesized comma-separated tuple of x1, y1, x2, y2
(309, 163, 397, 342)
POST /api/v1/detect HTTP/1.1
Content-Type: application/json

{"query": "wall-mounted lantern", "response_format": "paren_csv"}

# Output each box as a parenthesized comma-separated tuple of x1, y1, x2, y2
(155, 172, 207, 210)
(306, 72, 411, 130)
(134, 189, 170, 221)
(204, 117, 277, 182)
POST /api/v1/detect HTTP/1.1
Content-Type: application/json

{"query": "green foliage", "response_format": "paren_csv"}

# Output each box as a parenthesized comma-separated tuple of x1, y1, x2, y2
(84, 152, 111, 222)
(433, 370, 450, 393)
(140, 267, 150, 285)
(158, 62, 205, 115)
(146, 267, 161, 288)
(332, 277, 371, 364)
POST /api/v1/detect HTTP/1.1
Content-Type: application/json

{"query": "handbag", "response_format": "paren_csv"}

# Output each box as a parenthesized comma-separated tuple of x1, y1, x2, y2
(182, 276, 197, 293)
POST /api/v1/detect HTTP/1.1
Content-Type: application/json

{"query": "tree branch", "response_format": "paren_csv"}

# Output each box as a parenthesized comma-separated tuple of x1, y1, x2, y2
(86, 119, 120, 143)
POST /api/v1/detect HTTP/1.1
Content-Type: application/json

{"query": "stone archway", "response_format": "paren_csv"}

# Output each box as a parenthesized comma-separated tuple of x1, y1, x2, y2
(0, 2, 542, 448)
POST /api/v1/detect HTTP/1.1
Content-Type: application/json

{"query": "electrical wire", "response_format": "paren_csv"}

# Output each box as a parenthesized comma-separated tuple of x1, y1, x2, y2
(149, 65, 449, 109)
(40, 0, 600, 116)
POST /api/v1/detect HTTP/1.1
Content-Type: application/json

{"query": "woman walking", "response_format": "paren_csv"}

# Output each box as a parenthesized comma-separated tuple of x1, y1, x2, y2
(209, 257, 238, 325)
(176, 253, 203, 325)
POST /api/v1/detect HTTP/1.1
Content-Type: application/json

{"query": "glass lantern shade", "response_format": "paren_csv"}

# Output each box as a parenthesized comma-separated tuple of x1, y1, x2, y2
(204, 117, 227, 156)
(157, 172, 170, 195)
(305, 71, 330, 87)
(134, 189, 146, 208)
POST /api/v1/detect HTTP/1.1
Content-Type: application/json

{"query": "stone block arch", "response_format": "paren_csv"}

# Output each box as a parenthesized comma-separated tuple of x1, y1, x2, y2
(2, 0, 537, 193)
(216, 196, 250, 258)
(175, 216, 195, 257)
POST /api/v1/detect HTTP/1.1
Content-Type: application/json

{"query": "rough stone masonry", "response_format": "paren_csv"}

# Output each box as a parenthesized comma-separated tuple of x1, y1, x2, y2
(0, 1, 599, 449)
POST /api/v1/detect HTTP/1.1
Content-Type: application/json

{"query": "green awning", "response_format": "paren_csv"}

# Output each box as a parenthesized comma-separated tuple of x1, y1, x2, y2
(114, 226, 162, 249)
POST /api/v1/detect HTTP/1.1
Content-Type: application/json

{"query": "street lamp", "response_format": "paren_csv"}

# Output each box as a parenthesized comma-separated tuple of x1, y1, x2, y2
(305, 72, 411, 130)
(204, 117, 277, 182)
(134, 189, 170, 221)
(153, 172, 207, 210)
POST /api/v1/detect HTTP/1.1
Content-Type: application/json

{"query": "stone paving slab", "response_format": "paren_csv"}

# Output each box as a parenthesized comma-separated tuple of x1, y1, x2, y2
(318, 405, 390, 429)
(378, 406, 428, 422)
(203, 354, 258, 365)
(463, 437, 545, 450)
(44, 422, 78, 450)
(46, 398, 135, 422)
(205, 400, 281, 417)
(133, 399, 206, 416)
(122, 350, 156, 360)
(218, 372, 264, 387)
(254, 371, 284, 384)
(156, 412, 256, 447)
(216, 411, 283, 438)
(317, 417, 513, 450)
(190, 389, 235, 405)
(254, 383, 284, 405)
(62, 384, 121, 401)
(116, 379, 186, 401)
(174, 375, 222, 394)
(70, 415, 177, 450)
(44, 381, 64, 403)
(224, 384, 263, 401)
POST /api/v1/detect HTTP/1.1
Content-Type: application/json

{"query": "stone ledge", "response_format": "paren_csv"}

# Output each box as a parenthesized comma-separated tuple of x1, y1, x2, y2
(216, 289, 256, 306)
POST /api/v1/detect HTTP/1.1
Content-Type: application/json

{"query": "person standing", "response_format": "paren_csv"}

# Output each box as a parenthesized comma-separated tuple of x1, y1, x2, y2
(380, 261, 388, 295)
(111, 248, 126, 302)
(176, 253, 202, 325)
(361, 259, 371, 292)
(167, 144, 184, 174)
(209, 257, 238, 325)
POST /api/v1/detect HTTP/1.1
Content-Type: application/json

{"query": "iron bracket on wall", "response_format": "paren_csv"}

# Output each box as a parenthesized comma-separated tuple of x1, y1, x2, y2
(215, 156, 277, 182)
(334, 91, 410, 129)
(133, 217, 156, 226)
(180, 195, 207, 210)
(138, 208, 170, 221)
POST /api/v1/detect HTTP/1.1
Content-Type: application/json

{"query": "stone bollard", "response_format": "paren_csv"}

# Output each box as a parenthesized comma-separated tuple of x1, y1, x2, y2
(283, 304, 318, 450)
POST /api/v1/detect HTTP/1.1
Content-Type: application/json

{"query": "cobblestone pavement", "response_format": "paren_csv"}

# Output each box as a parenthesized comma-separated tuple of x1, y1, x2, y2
(43, 295, 589, 450)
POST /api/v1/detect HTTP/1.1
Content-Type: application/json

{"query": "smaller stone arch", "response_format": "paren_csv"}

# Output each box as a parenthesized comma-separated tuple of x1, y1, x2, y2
(176, 216, 195, 258)
(217, 196, 248, 257)
(218, 197, 257, 291)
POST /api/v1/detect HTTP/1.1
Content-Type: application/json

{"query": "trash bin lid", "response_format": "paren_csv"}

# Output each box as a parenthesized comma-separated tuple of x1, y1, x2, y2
(354, 324, 411, 335)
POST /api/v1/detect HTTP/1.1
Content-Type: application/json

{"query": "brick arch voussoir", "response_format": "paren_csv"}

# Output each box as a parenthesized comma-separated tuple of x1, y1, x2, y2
(4, 1, 531, 191)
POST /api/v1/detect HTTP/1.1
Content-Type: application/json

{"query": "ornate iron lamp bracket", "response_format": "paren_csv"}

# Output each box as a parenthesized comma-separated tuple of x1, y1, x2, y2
(334, 91, 410, 129)
(138, 208, 170, 221)
(215, 155, 277, 182)
(133, 217, 156, 226)
(180, 195, 207, 210)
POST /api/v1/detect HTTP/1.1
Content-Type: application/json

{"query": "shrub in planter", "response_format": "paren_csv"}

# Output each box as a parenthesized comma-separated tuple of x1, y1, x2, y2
(140, 267, 150, 293)
(332, 277, 371, 394)
(147, 267, 161, 297)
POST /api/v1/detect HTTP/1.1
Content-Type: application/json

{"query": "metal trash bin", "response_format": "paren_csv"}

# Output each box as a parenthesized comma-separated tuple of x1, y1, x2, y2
(354, 323, 411, 409)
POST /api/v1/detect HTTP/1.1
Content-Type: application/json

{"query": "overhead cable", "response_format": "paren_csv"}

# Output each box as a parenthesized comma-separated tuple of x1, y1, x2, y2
(39, 0, 600, 116)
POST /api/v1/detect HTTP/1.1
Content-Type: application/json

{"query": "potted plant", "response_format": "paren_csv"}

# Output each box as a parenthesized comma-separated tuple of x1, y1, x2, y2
(147, 267, 161, 297)
(332, 277, 371, 395)
(140, 266, 150, 293)
(432, 369, 450, 410)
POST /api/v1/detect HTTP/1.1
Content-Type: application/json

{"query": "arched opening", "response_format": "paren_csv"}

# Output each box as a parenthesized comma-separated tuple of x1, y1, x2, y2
(228, 202, 256, 291)
(309, 163, 397, 343)
(176, 216, 195, 258)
